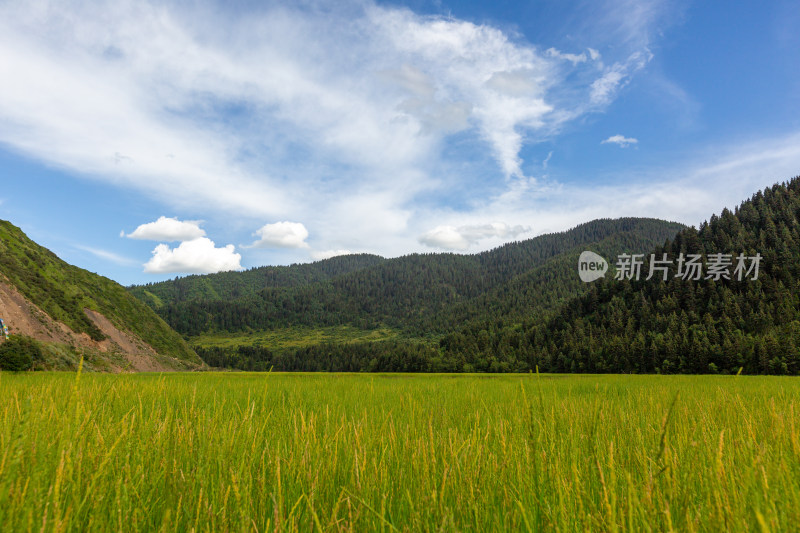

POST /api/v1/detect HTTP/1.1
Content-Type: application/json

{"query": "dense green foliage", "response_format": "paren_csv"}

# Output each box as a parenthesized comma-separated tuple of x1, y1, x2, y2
(0, 221, 199, 363)
(442, 177, 800, 375)
(176, 178, 800, 375)
(0, 335, 43, 371)
(132, 218, 683, 341)
(129, 253, 385, 306)
(195, 340, 443, 372)
(128, 177, 800, 375)
(1, 372, 799, 531)
(135, 218, 682, 371)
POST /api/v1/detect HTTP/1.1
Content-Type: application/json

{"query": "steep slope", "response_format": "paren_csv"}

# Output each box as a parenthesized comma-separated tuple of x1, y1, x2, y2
(441, 176, 800, 375)
(133, 218, 684, 339)
(0, 220, 200, 370)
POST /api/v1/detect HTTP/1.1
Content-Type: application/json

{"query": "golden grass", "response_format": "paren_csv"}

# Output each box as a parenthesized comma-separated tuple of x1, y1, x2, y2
(1, 371, 799, 531)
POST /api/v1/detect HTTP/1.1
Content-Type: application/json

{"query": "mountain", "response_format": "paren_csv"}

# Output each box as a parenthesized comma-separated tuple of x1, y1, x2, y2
(0, 220, 201, 371)
(130, 253, 386, 308)
(129, 217, 685, 370)
(441, 177, 800, 375)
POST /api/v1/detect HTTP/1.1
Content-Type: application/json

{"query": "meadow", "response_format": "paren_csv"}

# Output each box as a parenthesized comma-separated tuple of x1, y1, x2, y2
(1, 371, 798, 532)
(190, 325, 400, 352)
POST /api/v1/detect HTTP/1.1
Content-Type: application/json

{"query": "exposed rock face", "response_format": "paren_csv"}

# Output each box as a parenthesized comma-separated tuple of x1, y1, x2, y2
(0, 278, 174, 371)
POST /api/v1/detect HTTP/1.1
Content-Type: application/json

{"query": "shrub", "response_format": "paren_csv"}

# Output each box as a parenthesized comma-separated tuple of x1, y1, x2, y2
(0, 336, 43, 371)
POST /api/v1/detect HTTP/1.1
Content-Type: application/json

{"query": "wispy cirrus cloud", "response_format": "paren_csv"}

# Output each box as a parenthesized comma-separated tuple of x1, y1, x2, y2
(0, 1, 656, 211)
(75, 245, 138, 266)
(590, 50, 653, 105)
(422, 132, 800, 244)
(0, 0, 678, 272)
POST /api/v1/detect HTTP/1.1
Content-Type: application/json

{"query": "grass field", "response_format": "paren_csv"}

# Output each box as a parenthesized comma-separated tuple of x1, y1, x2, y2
(191, 325, 400, 352)
(1, 372, 799, 532)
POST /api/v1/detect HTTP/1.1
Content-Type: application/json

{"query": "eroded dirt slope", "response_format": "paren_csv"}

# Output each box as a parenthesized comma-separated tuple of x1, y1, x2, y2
(0, 278, 180, 371)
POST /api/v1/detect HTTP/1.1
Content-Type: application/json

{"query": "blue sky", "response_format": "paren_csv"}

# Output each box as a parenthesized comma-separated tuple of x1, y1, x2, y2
(1, 0, 799, 285)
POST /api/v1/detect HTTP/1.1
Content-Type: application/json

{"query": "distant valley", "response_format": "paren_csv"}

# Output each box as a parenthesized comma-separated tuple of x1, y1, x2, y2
(3, 176, 798, 375)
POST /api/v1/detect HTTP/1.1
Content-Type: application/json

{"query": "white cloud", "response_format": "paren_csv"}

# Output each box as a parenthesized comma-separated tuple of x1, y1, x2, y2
(124, 216, 206, 241)
(0, 0, 672, 267)
(75, 245, 138, 266)
(384, 64, 472, 134)
(546, 47, 587, 65)
(602, 135, 639, 147)
(427, 132, 800, 250)
(0, 0, 653, 220)
(250, 222, 309, 249)
(419, 226, 469, 250)
(591, 68, 626, 105)
(143, 237, 241, 274)
(310, 249, 353, 261)
(369, 8, 560, 179)
(590, 50, 652, 106)
(419, 222, 529, 250)
(594, 0, 671, 51)
(542, 151, 553, 169)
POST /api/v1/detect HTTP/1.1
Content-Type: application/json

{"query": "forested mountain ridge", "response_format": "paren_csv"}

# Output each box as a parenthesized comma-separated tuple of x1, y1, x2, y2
(441, 177, 800, 374)
(441, 224, 688, 331)
(130, 218, 684, 338)
(0, 220, 200, 370)
(130, 253, 385, 308)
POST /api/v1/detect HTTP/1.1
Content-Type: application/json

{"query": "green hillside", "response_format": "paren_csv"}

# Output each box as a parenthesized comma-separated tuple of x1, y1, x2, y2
(0, 220, 199, 365)
(442, 176, 800, 374)
(130, 253, 385, 307)
(440, 221, 689, 330)
(129, 218, 685, 370)
(133, 218, 683, 338)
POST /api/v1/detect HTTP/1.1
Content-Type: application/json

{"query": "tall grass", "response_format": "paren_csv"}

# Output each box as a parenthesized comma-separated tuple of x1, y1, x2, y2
(1, 372, 799, 531)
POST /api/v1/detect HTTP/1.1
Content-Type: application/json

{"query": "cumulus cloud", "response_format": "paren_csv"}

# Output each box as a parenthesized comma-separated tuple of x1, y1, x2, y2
(418, 226, 471, 250)
(310, 249, 353, 261)
(124, 216, 206, 241)
(602, 134, 639, 147)
(250, 222, 310, 249)
(419, 222, 530, 250)
(143, 237, 242, 274)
